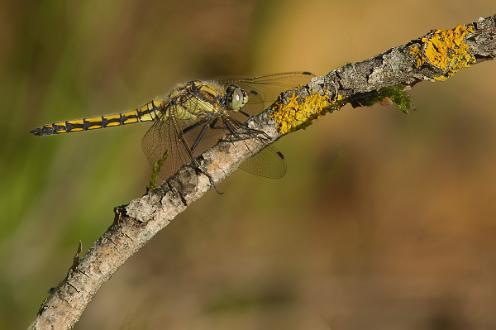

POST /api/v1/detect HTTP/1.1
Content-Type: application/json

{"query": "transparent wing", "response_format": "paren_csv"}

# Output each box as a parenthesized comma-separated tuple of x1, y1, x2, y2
(141, 104, 199, 182)
(239, 146, 287, 179)
(142, 106, 229, 183)
(221, 116, 287, 179)
(141, 74, 311, 183)
(215, 73, 314, 178)
(217, 71, 314, 117)
(235, 71, 314, 87)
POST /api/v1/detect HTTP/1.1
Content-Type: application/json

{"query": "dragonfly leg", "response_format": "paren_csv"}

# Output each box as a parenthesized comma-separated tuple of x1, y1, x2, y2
(220, 119, 248, 143)
(218, 119, 258, 156)
(173, 117, 223, 194)
(238, 109, 251, 118)
(222, 118, 271, 143)
(190, 122, 210, 152)
(182, 119, 206, 135)
(209, 118, 221, 129)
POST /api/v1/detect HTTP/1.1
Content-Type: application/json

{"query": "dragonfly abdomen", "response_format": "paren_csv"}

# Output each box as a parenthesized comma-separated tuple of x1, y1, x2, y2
(31, 99, 164, 136)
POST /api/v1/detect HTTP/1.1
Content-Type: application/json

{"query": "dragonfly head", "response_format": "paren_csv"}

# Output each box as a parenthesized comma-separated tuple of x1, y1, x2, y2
(225, 84, 248, 111)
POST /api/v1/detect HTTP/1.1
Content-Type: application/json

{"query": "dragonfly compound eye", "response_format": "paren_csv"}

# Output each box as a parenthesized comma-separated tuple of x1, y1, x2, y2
(226, 85, 248, 111)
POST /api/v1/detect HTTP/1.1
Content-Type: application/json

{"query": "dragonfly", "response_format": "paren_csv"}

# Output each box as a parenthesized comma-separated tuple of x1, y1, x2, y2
(31, 72, 314, 189)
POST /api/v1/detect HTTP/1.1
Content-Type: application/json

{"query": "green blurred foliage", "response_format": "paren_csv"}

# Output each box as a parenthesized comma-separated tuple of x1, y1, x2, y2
(0, 0, 495, 329)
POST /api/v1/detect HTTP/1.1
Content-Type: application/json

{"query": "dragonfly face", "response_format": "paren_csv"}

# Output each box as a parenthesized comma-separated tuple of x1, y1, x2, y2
(31, 72, 314, 188)
(185, 81, 248, 115)
(223, 84, 249, 111)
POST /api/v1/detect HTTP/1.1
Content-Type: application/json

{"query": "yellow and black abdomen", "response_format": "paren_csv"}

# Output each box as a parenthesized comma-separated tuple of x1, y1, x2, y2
(31, 99, 165, 136)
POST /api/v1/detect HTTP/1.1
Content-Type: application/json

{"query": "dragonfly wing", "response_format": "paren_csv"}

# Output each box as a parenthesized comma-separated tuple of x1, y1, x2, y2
(217, 71, 314, 116)
(237, 71, 314, 87)
(141, 105, 199, 182)
(239, 146, 287, 179)
(225, 72, 312, 177)
(220, 116, 287, 179)
(142, 105, 227, 183)
(141, 73, 311, 183)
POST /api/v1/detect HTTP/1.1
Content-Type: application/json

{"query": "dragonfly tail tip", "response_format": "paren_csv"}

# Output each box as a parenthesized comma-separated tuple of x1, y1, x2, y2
(30, 128, 42, 136)
(30, 126, 54, 136)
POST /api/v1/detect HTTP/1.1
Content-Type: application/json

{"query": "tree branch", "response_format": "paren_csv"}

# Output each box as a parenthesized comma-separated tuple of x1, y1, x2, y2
(30, 15, 495, 329)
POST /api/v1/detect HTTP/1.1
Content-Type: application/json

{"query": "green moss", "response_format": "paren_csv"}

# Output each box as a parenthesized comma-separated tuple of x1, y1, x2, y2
(148, 151, 169, 190)
(349, 85, 412, 113)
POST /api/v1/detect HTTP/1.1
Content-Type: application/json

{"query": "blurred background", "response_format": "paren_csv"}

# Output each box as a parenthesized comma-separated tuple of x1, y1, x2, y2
(0, 1, 495, 329)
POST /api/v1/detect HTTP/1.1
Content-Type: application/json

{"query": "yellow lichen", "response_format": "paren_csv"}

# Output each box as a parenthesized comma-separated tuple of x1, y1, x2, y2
(271, 92, 343, 134)
(409, 45, 424, 68)
(417, 24, 476, 80)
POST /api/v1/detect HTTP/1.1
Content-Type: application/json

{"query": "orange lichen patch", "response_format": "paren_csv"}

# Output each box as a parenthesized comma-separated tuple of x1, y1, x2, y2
(414, 24, 476, 80)
(409, 45, 424, 68)
(271, 92, 344, 134)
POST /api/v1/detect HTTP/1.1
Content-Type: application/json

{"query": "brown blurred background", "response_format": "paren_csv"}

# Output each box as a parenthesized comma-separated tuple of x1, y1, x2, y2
(0, 1, 495, 329)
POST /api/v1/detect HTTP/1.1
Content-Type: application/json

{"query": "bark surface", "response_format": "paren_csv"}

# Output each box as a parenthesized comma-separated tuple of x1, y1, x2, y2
(30, 15, 496, 329)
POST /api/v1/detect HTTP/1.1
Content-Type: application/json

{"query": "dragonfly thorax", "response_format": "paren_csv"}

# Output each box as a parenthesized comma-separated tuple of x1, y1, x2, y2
(224, 84, 248, 111)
